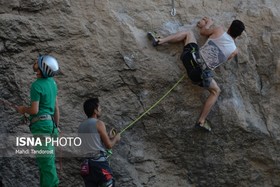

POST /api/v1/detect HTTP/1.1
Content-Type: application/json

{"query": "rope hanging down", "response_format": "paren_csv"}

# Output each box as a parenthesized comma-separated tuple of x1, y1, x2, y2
(119, 74, 185, 135)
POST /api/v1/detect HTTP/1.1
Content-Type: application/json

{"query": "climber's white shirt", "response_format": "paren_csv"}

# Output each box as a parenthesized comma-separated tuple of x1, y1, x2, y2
(200, 32, 236, 70)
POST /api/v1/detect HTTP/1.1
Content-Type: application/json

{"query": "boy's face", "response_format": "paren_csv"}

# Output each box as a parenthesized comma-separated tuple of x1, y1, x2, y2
(33, 60, 42, 77)
(33, 60, 39, 72)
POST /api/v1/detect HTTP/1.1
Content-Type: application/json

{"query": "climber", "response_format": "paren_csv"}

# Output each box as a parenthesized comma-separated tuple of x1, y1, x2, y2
(16, 55, 60, 187)
(78, 98, 121, 187)
(147, 17, 245, 131)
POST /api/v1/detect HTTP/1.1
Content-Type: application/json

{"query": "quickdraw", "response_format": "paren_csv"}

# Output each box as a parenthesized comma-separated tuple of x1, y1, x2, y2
(171, 0, 176, 16)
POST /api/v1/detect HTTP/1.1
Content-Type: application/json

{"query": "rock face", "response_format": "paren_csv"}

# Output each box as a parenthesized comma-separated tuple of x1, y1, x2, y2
(1, 0, 280, 186)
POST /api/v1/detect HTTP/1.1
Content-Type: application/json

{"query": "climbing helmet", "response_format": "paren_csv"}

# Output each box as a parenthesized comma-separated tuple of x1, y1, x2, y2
(38, 55, 59, 78)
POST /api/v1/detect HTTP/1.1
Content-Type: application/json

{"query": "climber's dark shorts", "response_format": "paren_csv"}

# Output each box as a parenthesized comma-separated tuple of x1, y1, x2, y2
(180, 43, 213, 88)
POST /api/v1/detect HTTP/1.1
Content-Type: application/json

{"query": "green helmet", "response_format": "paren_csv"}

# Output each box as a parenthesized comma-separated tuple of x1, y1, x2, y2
(38, 55, 59, 78)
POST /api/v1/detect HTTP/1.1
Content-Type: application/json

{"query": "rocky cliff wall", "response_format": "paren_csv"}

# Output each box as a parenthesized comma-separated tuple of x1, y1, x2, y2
(1, 0, 280, 186)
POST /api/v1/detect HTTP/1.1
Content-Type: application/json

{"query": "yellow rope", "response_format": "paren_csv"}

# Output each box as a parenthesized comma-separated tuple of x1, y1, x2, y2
(119, 74, 185, 134)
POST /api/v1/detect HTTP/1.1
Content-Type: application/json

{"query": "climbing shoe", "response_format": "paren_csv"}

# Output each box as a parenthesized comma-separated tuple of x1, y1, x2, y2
(195, 120, 212, 132)
(147, 31, 160, 47)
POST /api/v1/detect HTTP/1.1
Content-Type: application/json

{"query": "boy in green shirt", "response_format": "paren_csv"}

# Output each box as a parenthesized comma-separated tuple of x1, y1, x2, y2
(16, 55, 60, 187)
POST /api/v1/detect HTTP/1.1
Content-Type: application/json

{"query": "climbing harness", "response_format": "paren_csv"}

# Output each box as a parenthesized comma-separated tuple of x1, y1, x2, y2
(120, 74, 185, 134)
(171, 0, 176, 16)
(31, 114, 52, 124)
